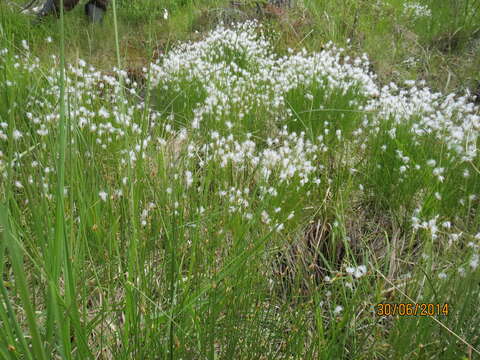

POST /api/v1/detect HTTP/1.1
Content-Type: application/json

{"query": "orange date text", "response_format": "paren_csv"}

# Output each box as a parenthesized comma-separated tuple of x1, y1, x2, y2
(376, 303, 449, 316)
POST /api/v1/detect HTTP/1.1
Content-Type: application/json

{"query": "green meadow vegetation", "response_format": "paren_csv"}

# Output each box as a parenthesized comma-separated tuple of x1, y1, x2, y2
(1, 0, 480, 358)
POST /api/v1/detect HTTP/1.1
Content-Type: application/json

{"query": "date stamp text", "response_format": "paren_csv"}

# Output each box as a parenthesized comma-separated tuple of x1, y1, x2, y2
(376, 303, 449, 316)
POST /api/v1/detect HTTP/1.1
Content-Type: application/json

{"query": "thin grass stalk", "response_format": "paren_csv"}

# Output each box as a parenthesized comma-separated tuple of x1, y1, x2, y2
(47, 0, 74, 357)
(168, 210, 178, 360)
(111, 0, 141, 349)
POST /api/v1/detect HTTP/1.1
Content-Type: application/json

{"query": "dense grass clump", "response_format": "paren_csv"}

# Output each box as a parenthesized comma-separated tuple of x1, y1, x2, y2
(1, 11, 480, 360)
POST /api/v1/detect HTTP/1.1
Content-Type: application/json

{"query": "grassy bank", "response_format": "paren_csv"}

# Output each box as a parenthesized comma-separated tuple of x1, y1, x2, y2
(1, 1, 480, 359)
